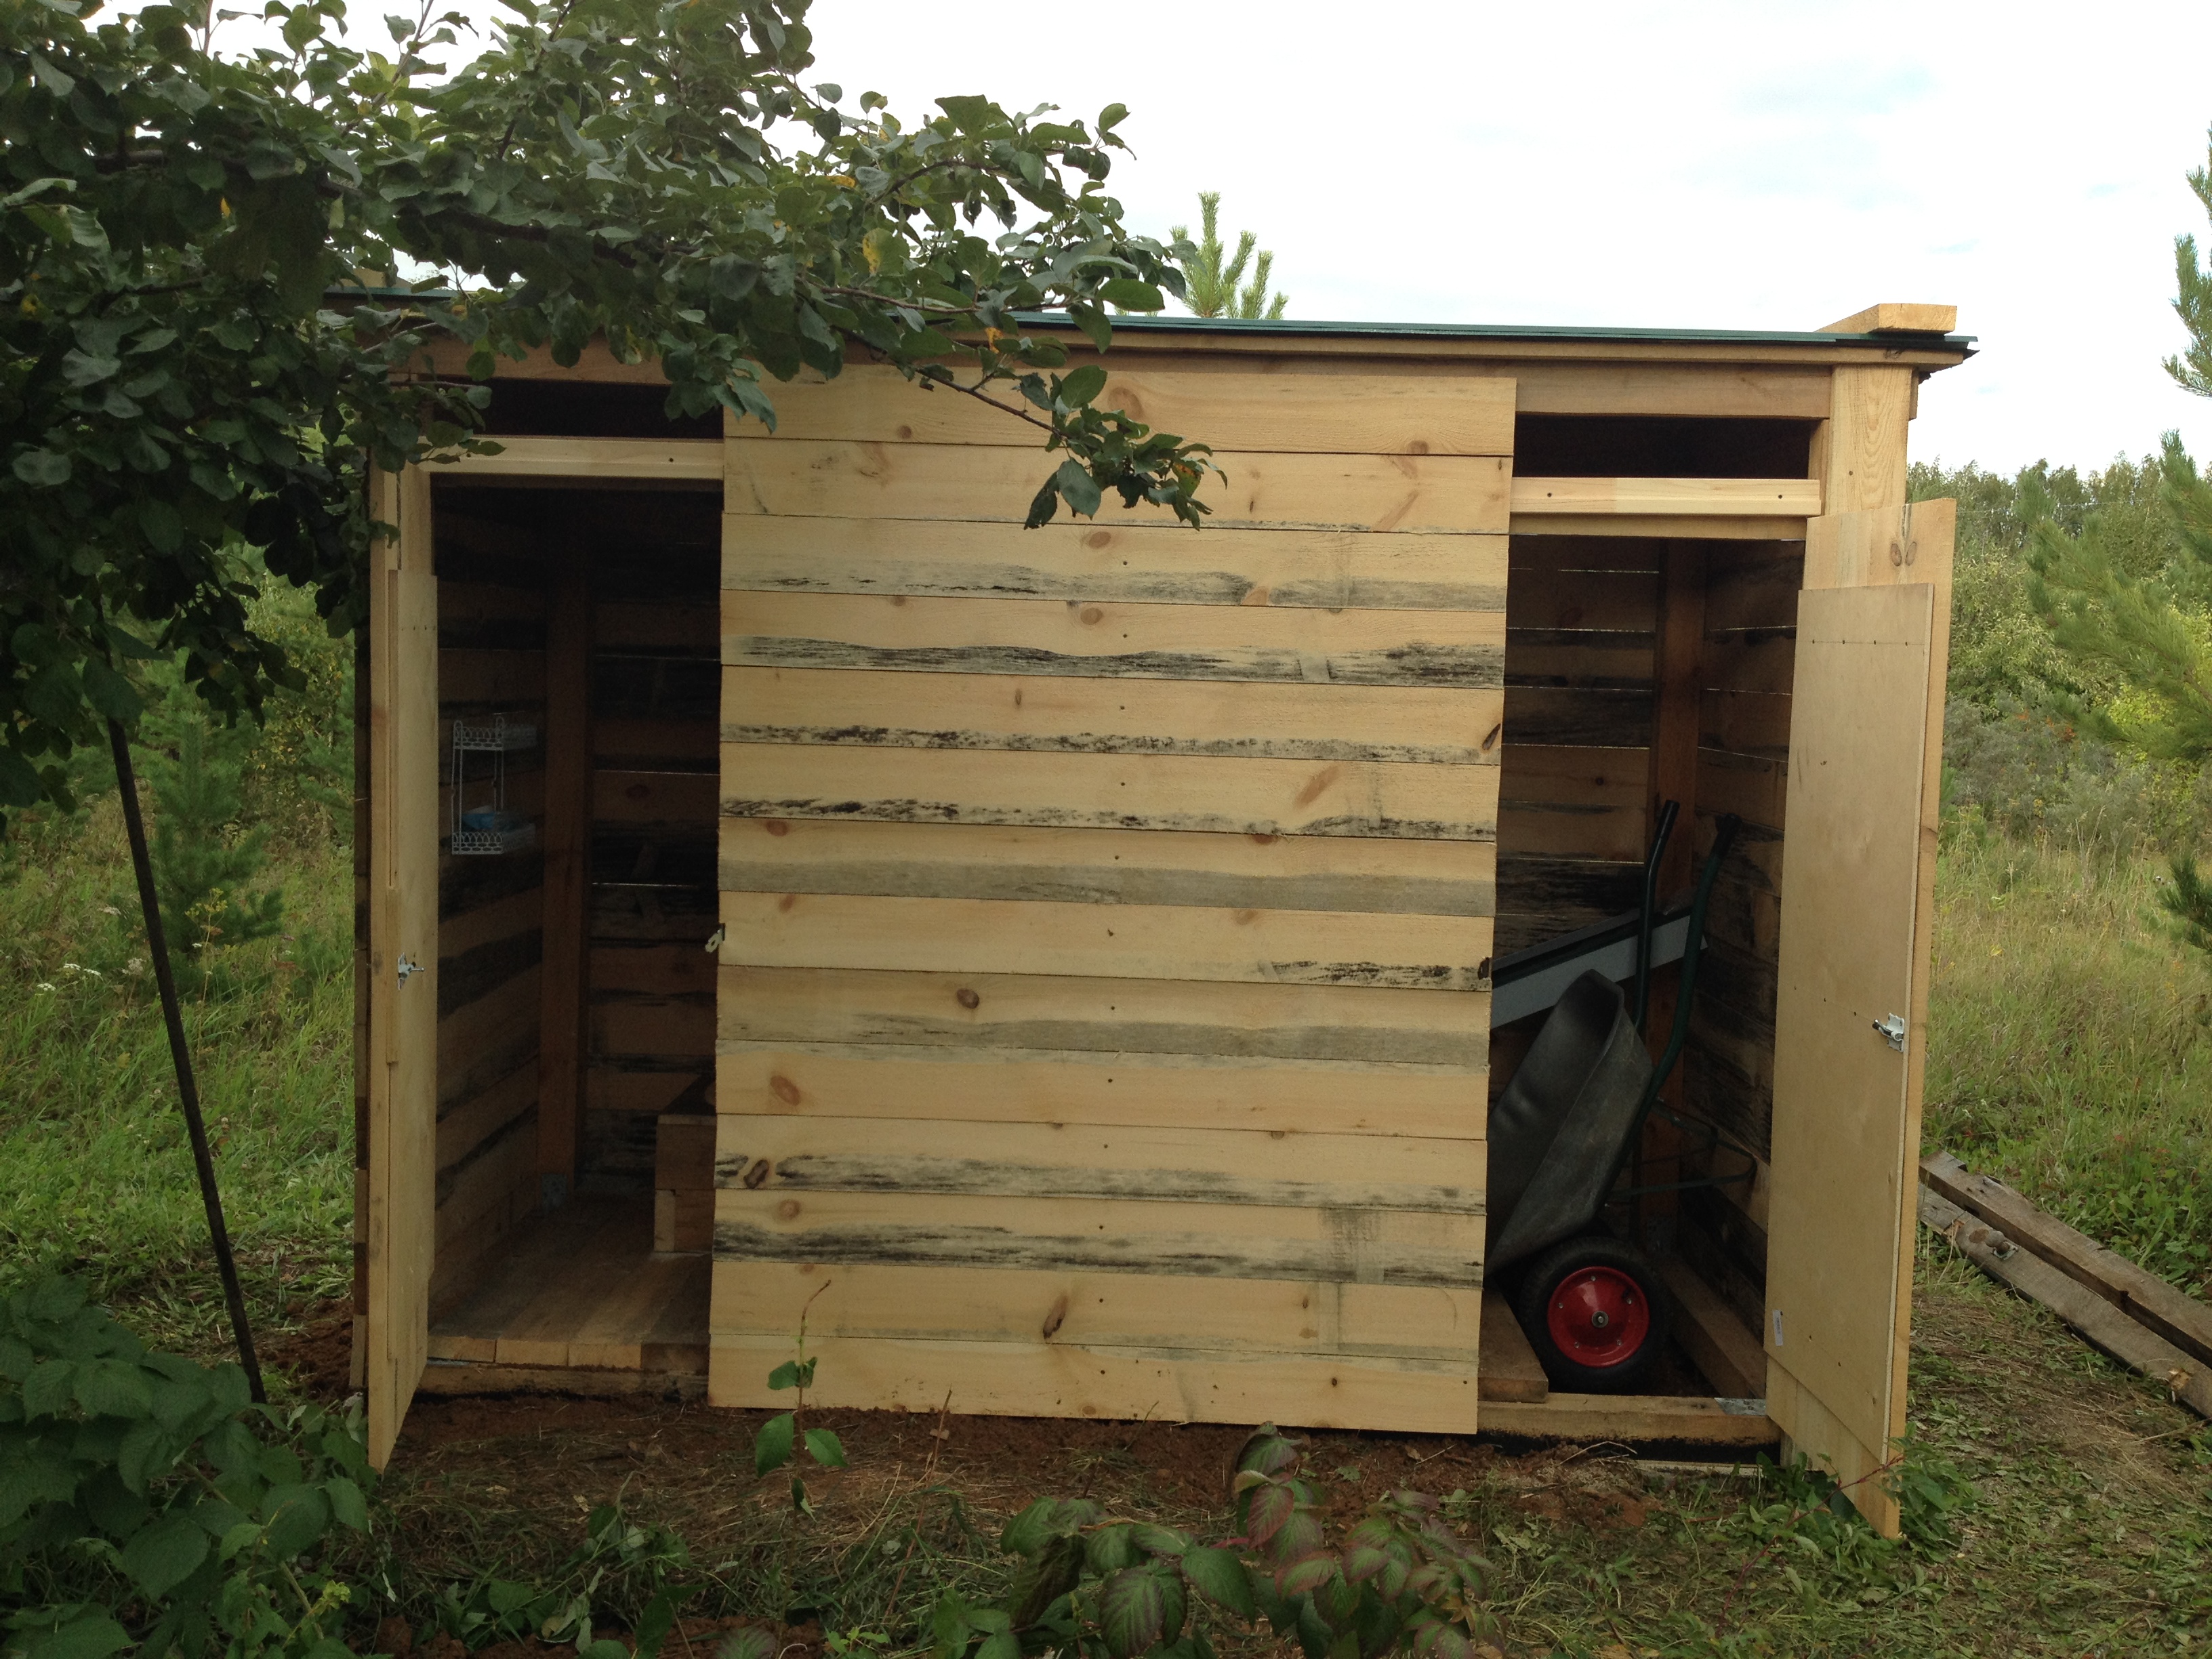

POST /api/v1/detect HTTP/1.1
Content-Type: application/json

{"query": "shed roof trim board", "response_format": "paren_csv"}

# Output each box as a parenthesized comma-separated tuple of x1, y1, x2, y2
(1010, 311, 1975, 356)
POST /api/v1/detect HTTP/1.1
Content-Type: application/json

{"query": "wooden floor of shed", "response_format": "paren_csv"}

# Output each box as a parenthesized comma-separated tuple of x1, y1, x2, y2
(426, 1195, 710, 1380)
(418, 1198, 1773, 1443)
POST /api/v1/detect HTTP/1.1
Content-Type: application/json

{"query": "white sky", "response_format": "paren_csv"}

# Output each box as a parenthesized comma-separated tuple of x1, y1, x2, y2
(212, 0, 2212, 476)
(797, 0, 2212, 478)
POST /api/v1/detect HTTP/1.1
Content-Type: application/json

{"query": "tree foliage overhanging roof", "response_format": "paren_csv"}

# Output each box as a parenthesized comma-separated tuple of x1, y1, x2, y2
(0, 0, 1214, 817)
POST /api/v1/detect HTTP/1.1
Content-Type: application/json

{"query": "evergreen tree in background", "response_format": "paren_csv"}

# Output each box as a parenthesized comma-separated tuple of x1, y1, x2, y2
(2026, 126, 2212, 949)
(1171, 192, 1288, 319)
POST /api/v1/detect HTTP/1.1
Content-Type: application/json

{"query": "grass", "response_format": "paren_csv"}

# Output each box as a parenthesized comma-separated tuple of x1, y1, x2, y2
(1925, 830, 2212, 1295)
(0, 797, 356, 1355)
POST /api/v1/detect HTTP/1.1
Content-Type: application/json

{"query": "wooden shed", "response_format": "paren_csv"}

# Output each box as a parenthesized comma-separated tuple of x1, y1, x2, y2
(354, 303, 1971, 1533)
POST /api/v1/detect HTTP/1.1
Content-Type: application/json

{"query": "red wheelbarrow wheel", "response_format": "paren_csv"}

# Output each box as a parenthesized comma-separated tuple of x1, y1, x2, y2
(1513, 1236, 1673, 1394)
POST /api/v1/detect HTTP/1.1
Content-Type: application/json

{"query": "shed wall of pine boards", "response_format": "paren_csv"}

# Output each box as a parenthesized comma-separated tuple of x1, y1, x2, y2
(358, 319, 1968, 1536)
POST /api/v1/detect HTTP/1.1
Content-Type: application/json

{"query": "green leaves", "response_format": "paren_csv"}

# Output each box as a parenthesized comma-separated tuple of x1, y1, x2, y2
(119, 1512, 208, 1597)
(1, 1277, 382, 1659)
(1181, 1547, 1255, 1618)
(1097, 1568, 1170, 1658)
(752, 1410, 795, 1477)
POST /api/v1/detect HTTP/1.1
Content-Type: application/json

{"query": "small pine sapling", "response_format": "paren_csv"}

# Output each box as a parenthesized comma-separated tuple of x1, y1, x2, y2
(140, 716, 283, 992)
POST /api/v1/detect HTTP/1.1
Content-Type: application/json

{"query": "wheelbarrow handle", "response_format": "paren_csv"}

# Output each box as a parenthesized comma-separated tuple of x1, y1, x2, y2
(1633, 798, 1680, 1036)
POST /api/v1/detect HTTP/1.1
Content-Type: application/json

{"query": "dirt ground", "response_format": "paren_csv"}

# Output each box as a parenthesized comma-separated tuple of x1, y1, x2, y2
(261, 1248, 2212, 1658)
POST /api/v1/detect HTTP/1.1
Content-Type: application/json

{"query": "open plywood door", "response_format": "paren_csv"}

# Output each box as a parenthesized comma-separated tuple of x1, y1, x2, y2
(1765, 501, 1954, 1536)
(365, 466, 439, 1467)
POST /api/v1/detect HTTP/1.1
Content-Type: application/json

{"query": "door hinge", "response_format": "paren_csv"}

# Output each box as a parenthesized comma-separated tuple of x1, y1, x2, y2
(1873, 1012, 1906, 1051)
(396, 954, 423, 987)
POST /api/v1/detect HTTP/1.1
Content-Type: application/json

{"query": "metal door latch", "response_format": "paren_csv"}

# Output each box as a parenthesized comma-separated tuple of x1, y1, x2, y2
(396, 954, 423, 986)
(1873, 1012, 1906, 1051)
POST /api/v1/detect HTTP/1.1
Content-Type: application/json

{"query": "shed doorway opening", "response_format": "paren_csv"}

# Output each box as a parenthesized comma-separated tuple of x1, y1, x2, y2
(419, 483, 720, 1387)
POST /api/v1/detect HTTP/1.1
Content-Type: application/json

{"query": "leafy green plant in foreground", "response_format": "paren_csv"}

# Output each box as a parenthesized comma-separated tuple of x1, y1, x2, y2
(425, 1507, 693, 1659)
(932, 1425, 1495, 1659)
(0, 1279, 371, 1659)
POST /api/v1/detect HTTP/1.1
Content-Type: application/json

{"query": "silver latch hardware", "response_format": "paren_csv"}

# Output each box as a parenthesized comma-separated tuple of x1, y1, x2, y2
(396, 954, 423, 987)
(1873, 1012, 1906, 1051)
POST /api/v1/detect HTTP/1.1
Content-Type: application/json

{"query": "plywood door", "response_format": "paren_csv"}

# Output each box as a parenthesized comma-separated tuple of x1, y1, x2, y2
(366, 465, 440, 1467)
(712, 369, 1513, 1429)
(1765, 502, 1950, 1534)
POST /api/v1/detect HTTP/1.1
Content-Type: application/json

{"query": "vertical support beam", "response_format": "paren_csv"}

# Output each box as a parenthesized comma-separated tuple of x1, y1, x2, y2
(1637, 539, 1706, 1244)
(366, 462, 439, 1469)
(1812, 368, 1914, 515)
(350, 623, 371, 1393)
(536, 535, 593, 1203)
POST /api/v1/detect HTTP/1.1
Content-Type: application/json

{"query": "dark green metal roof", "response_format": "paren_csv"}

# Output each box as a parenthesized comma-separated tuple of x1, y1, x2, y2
(1019, 311, 1978, 355)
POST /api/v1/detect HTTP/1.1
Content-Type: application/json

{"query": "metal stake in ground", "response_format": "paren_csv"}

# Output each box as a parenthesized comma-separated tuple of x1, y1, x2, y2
(106, 716, 266, 1404)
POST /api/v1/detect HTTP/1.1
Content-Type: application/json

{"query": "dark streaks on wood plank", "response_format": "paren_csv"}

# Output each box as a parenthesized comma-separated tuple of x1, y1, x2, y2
(724, 555, 1509, 613)
(714, 1151, 1485, 1213)
(718, 796, 1496, 842)
(712, 1221, 1486, 1288)
(718, 720, 1493, 767)
(724, 636, 1507, 689)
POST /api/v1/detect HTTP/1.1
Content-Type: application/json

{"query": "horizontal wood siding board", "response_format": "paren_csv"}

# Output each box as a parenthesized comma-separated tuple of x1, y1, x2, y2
(1504, 687, 1654, 748)
(712, 1261, 1484, 1358)
(713, 1189, 1485, 1286)
(591, 884, 719, 941)
(720, 667, 1504, 766)
(593, 993, 716, 1059)
(594, 769, 721, 823)
(705, 1333, 1483, 1431)
(1700, 689, 1792, 760)
(714, 1118, 1483, 1212)
(737, 365, 1517, 455)
(716, 1044, 1488, 1134)
(1504, 567, 1660, 632)
(725, 443, 1511, 535)
(714, 964, 1492, 1066)
(434, 1061, 538, 1174)
(724, 592, 1505, 689)
(718, 890, 1494, 991)
(719, 819, 1496, 918)
(1509, 536, 1665, 574)
(722, 516, 1510, 611)
(719, 744, 1502, 842)
(590, 940, 719, 997)
(436, 928, 544, 1020)
(1702, 632, 1795, 697)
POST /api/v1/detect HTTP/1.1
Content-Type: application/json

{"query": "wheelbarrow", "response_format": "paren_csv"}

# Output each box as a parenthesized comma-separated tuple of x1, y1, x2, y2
(1486, 804, 1742, 1392)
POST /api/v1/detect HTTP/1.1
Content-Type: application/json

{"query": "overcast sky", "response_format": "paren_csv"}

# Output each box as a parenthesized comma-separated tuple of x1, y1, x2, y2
(796, 0, 2212, 478)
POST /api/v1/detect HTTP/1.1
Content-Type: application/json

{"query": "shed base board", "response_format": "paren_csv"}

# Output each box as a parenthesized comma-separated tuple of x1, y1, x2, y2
(406, 1199, 1770, 1446)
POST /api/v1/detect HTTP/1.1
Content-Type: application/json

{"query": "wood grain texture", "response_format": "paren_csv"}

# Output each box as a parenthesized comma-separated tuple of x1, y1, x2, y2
(366, 462, 439, 1470)
(720, 743, 1501, 842)
(713, 1188, 1486, 1286)
(1764, 583, 1933, 1538)
(720, 666, 1503, 766)
(707, 1331, 1482, 1431)
(713, 1117, 1484, 1211)
(734, 365, 1517, 455)
(722, 590, 1506, 688)
(1511, 477, 1821, 518)
(722, 514, 1509, 611)
(718, 819, 1498, 918)
(1815, 369, 1912, 517)
(1922, 1151, 2212, 1370)
(712, 1261, 1485, 1357)
(718, 888, 1494, 990)
(715, 964, 1492, 1067)
(714, 1042, 1488, 1134)
(725, 441, 1511, 534)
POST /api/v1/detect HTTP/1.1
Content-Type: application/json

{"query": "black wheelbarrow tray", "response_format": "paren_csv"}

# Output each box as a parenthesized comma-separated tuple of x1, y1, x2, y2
(1485, 806, 1743, 1393)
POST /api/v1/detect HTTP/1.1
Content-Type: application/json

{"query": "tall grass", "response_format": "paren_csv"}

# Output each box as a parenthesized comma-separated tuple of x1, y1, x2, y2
(1926, 832, 2212, 1294)
(0, 796, 355, 1356)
